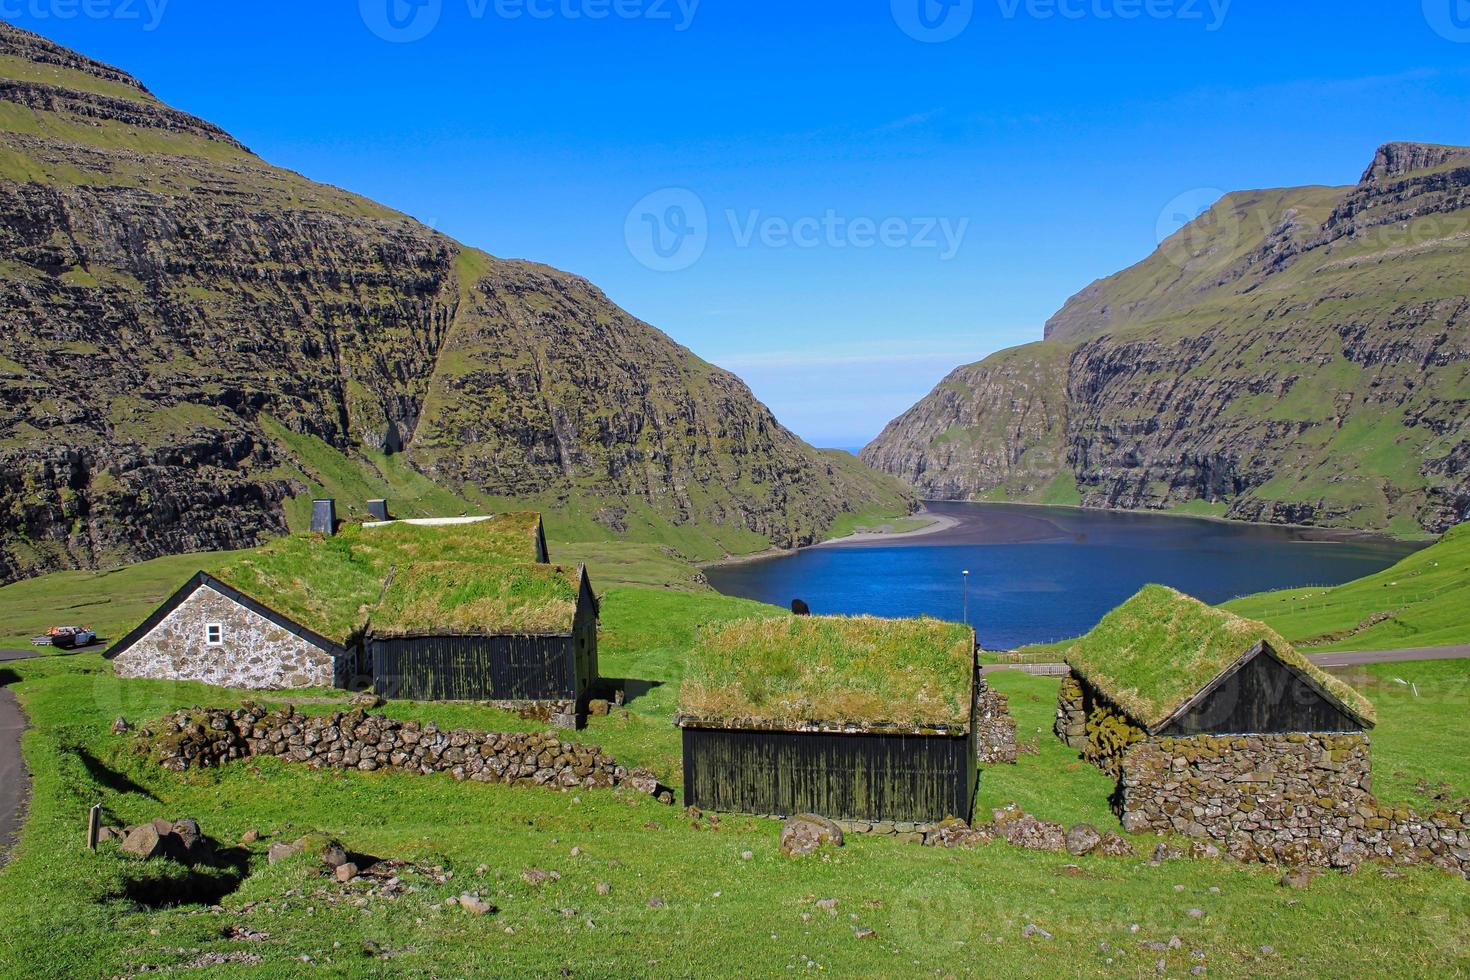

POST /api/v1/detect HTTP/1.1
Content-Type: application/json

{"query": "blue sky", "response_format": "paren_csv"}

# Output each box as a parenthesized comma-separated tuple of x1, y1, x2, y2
(17, 1, 1469, 447)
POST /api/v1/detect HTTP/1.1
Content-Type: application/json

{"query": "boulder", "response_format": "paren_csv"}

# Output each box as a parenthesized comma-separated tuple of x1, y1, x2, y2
(458, 894, 495, 916)
(780, 814, 845, 857)
(1096, 832, 1136, 857)
(335, 862, 359, 883)
(111, 716, 132, 735)
(319, 842, 350, 869)
(119, 825, 164, 860)
(1065, 823, 1103, 856)
(349, 692, 385, 710)
(268, 840, 305, 865)
(588, 699, 611, 717)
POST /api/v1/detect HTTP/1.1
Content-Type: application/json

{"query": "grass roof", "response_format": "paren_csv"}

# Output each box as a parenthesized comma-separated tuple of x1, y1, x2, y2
(212, 534, 383, 645)
(207, 514, 550, 644)
(1064, 585, 1376, 730)
(350, 514, 544, 567)
(370, 561, 584, 639)
(679, 616, 976, 730)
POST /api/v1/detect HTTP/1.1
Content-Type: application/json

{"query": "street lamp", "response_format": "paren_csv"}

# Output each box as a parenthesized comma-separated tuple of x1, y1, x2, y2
(962, 569, 970, 626)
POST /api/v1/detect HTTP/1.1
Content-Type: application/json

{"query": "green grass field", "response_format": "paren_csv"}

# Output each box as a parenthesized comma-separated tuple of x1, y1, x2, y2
(0, 587, 1466, 977)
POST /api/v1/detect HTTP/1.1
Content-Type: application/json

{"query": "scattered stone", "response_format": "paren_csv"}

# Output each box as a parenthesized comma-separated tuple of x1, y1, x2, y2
(335, 863, 359, 883)
(95, 826, 121, 843)
(1020, 924, 1053, 940)
(1065, 823, 1103, 856)
(1260, 945, 1275, 955)
(268, 840, 305, 865)
(458, 894, 495, 916)
(319, 842, 350, 869)
(1172, 885, 1186, 893)
(854, 928, 876, 940)
(1279, 869, 1314, 890)
(111, 716, 132, 735)
(647, 896, 665, 909)
(816, 898, 839, 911)
(1096, 832, 1135, 857)
(119, 825, 164, 860)
(349, 692, 385, 710)
(780, 815, 844, 857)
(522, 869, 558, 887)
(596, 882, 611, 895)
(588, 699, 611, 717)
(240, 829, 260, 844)
(1191, 967, 1207, 976)
(1187, 908, 1205, 919)
(740, 851, 754, 861)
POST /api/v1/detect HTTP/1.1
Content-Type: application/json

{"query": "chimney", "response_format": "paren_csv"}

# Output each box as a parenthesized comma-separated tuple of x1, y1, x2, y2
(311, 499, 337, 535)
(367, 499, 390, 522)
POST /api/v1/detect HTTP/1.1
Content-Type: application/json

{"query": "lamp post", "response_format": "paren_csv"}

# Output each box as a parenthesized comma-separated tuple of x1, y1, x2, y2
(962, 569, 970, 626)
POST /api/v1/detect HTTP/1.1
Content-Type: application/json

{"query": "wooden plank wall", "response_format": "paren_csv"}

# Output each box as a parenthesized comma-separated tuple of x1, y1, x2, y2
(372, 635, 576, 701)
(682, 727, 977, 824)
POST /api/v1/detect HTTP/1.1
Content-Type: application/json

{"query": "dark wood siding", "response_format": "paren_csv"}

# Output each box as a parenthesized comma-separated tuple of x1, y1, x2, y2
(372, 635, 576, 701)
(1160, 651, 1364, 736)
(682, 726, 977, 824)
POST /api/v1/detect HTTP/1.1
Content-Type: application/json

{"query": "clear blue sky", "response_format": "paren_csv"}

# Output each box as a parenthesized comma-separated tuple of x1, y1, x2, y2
(18, 1, 1469, 447)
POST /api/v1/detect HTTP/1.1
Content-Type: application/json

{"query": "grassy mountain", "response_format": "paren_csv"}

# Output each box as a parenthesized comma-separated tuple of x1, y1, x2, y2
(0, 22, 910, 584)
(864, 142, 1470, 536)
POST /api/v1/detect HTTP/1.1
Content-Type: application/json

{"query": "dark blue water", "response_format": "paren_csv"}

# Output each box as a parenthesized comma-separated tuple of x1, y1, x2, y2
(706, 502, 1424, 650)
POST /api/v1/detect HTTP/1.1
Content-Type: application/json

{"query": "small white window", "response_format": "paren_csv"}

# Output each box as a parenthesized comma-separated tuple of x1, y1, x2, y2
(205, 624, 223, 646)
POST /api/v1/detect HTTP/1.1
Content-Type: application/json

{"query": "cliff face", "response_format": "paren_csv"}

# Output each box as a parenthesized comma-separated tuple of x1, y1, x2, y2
(864, 143, 1470, 535)
(0, 22, 910, 584)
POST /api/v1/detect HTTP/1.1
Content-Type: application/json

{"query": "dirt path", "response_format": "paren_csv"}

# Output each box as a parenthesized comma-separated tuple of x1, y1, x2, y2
(0, 649, 33, 870)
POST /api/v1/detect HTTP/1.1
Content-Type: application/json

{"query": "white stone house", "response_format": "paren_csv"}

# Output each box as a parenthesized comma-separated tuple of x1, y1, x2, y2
(107, 572, 360, 690)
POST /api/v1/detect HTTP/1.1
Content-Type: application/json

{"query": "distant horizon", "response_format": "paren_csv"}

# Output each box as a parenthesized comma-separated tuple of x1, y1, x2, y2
(14, 5, 1468, 448)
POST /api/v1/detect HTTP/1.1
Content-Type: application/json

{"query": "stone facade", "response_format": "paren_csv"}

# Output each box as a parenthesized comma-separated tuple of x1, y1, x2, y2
(1054, 673, 1086, 749)
(976, 682, 1017, 764)
(1118, 733, 1468, 877)
(139, 703, 673, 803)
(113, 585, 344, 690)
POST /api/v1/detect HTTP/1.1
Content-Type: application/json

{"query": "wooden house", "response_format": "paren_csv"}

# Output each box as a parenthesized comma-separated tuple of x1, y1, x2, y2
(369, 561, 600, 728)
(677, 616, 979, 824)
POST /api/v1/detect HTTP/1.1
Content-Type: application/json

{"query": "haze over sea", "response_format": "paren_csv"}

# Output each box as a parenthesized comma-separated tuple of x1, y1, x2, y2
(705, 502, 1423, 650)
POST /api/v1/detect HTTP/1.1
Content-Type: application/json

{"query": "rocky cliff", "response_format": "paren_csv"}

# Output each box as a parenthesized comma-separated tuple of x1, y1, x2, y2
(864, 143, 1470, 535)
(0, 22, 910, 584)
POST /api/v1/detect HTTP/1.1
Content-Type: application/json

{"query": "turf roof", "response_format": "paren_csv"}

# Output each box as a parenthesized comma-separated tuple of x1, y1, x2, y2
(207, 514, 553, 644)
(679, 615, 976, 730)
(370, 561, 585, 639)
(1064, 585, 1376, 730)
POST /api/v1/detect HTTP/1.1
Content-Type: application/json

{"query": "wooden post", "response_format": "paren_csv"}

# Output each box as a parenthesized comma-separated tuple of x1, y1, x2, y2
(86, 803, 101, 851)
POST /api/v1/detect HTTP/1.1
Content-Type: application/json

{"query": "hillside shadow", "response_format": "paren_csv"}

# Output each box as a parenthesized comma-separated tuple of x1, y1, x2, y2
(117, 844, 252, 910)
(601, 678, 663, 707)
(73, 747, 157, 801)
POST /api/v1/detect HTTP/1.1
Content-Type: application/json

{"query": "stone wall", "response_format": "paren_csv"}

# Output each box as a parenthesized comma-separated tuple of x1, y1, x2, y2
(114, 585, 342, 690)
(1119, 733, 1468, 877)
(139, 704, 672, 803)
(976, 682, 1017, 764)
(1054, 673, 1086, 749)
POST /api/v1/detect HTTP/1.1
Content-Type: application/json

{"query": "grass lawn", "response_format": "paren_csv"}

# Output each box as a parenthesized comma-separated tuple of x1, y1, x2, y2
(0, 589, 1467, 977)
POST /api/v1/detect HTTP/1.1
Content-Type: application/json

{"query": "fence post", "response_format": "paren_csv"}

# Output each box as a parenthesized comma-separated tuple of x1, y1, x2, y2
(86, 803, 102, 851)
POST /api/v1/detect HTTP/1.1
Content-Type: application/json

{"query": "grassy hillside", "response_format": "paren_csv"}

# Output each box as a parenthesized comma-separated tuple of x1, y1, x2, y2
(0, 589, 1466, 976)
(1225, 522, 1470, 651)
(865, 144, 1470, 537)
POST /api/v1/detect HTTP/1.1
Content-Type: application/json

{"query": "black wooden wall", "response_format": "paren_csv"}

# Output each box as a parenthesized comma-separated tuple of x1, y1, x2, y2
(1159, 651, 1364, 736)
(682, 726, 978, 824)
(372, 634, 578, 702)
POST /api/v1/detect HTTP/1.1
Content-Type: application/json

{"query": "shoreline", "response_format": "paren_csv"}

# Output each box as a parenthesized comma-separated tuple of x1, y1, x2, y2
(815, 512, 961, 547)
(916, 498, 1431, 549)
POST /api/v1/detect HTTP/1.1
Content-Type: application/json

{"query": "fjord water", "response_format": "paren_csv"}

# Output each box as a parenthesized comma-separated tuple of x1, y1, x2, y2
(705, 502, 1424, 650)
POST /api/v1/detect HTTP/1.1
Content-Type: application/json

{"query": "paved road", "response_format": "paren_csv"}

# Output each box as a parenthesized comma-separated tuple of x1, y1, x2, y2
(0, 650, 33, 870)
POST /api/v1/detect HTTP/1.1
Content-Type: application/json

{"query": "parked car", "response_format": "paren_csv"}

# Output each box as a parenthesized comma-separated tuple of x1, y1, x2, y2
(47, 626, 97, 650)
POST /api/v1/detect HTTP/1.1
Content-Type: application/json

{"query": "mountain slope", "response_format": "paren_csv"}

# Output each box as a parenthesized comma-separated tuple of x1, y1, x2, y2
(864, 142, 1470, 536)
(0, 22, 910, 584)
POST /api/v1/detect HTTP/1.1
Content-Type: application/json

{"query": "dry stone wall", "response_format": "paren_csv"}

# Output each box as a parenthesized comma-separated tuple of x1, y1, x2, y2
(1119, 733, 1468, 877)
(139, 704, 672, 803)
(1054, 674, 1086, 749)
(976, 682, 1018, 764)
(114, 585, 341, 690)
